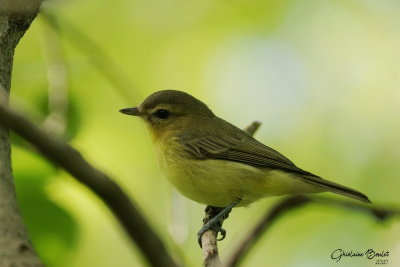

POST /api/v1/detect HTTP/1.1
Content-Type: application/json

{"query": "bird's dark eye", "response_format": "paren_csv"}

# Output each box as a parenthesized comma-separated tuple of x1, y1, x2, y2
(155, 109, 169, 119)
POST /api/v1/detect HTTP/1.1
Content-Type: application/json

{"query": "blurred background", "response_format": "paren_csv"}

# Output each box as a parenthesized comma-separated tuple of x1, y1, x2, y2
(9, 0, 400, 266)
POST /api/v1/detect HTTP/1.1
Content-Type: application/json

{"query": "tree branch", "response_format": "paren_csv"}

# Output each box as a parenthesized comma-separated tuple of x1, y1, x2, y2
(201, 206, 224, 267)
(243, 121, 261, 136)
(0, 104, 179, 267)
(40, 13, 70, 136)
(225, 195, 400, 267)
(202, 230, 222, 267)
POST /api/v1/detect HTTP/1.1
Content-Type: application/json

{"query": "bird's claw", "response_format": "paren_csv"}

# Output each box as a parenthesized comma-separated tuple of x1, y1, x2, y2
(197, 223, 227, 247)
(216, 227, 226, 241)
(198, 201, 239, 247)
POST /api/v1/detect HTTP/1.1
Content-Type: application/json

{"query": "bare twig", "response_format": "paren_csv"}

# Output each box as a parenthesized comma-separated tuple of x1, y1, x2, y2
(40, 13, 69, 136)
(243, 121, 261, 136)
(0, 105, 179, 267)
(309, 196, 400, 221)
(201, 121, 262, 266)
(202, 230, 222, 267)
(225, 195, 400, 267)
(201, 206, 226, 267)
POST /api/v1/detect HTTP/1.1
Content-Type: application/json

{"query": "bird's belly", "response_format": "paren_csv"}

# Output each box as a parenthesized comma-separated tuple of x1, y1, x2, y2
(160, 157, 265, 207)
(158, 151, 321, 207)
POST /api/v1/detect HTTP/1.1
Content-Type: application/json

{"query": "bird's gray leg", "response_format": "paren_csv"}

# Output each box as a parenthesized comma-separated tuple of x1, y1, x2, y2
(198, 201, 239, 247)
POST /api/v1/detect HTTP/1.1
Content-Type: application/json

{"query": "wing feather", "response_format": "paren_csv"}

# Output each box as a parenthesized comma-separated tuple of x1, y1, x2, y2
(180, 135, 317, 177)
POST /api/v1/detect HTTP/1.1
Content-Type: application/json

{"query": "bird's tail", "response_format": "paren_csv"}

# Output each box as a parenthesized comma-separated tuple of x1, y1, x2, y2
(301, 175, 371, 203)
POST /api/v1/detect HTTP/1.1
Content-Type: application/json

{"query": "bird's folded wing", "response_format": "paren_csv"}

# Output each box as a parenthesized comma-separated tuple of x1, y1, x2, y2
(179, 135, 319, 178)
(179, 135, 371, 203)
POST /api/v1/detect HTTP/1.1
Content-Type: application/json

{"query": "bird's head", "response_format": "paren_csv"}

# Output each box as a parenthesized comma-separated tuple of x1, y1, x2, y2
(120, 90, 214, 140)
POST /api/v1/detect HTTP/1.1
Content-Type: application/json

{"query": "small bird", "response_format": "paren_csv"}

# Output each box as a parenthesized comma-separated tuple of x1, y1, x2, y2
(120, 90, 370, 243)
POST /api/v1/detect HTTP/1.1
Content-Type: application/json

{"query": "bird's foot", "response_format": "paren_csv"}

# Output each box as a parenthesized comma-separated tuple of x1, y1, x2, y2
(198, 201, 239, 247)
(197, 222, 226, 246)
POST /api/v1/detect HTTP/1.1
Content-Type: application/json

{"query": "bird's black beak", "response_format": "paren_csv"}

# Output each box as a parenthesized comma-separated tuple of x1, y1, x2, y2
(119, 107, 141, 116)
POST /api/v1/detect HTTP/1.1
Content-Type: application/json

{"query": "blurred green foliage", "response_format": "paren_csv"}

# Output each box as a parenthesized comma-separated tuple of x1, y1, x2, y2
(9, 0, 400, 266)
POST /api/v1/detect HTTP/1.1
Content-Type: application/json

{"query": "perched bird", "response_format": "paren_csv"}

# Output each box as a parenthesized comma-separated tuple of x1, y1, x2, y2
(120, 90, 370, 243)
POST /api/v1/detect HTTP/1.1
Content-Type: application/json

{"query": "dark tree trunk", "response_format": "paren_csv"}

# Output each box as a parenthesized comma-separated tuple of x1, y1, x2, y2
(0, 1, 44, 266)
